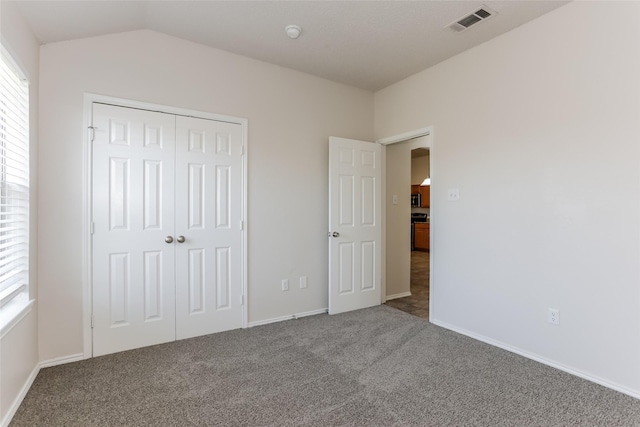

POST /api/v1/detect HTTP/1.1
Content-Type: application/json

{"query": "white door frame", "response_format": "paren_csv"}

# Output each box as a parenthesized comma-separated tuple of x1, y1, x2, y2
(81, 93, 249, 358)
(377, 126, 434, 321)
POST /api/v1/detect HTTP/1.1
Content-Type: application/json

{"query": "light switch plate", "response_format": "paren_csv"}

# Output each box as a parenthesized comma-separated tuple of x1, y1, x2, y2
(392, 195, 398, 205)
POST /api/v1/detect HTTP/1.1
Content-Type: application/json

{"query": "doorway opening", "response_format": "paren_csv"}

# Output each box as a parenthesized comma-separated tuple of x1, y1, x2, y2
(380, 129, 432, 321)
(386, 147, 430, 319)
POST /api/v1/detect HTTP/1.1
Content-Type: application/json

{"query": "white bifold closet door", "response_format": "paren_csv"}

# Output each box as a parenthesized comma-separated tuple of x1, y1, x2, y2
(174, 116, 243, 340)
(91, 103, 243, 357)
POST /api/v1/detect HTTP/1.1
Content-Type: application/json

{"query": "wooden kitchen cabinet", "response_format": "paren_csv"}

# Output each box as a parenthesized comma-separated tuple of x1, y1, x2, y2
(414, 222, 430, 251)
(419, 185, 430, 208)
(411, 185, 420, 195)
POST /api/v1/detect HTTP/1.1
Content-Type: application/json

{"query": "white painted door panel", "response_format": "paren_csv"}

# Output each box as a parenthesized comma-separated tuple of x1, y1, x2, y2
(92, 103, 244, 357)
(174, 116, 244, 339)
(328, 137, 382, 314)
(92, 103, 176, 356)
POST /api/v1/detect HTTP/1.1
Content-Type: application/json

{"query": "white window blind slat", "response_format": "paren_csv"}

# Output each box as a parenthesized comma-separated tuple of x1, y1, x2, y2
(1, 102, 28, 125)
(0, 98, 27, 115)
(0, 261, 27, 275)
(1, 166, 28, 179)
(0, 47, 29, 304)
(0, 142, 29, 160)
(1, 118, 29, 140)
(1, 175, 28, 187)
(0, 263, 26, 283)
(0, 227, 27, 235)
(0, 83, 28, 113)
(1, 143, 29, 163)
(0, 189, 29, 196)
(0, 69, 28, 92)
(0, 239, 25, 252)
(0, 91, 28, 115)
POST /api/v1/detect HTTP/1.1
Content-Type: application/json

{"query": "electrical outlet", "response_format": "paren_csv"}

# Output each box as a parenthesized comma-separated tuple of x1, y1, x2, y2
(392, 195, 398, 205)
(447, 188, 460, 201)
(282, 279, 289, 291)
(300, 276, 308, 289)
(548, 308, 560, 325)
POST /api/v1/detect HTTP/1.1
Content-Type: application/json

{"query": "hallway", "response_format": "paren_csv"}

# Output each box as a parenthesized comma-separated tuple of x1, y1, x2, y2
(385, 251, 429, 319)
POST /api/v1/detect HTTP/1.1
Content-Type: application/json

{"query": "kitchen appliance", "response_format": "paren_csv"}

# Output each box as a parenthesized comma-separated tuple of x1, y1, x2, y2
(411, 213, 428, 250)
(411, 193, 421, 207)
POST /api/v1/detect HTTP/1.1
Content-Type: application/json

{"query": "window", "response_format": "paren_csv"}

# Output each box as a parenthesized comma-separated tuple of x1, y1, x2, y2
(0, 47, 30, 315)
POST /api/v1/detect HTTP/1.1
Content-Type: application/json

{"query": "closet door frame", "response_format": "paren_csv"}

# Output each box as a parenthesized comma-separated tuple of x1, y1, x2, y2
(81, 93, 248, 359)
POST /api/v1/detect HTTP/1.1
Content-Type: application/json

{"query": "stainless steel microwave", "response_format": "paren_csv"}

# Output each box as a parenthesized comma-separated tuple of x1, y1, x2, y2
(411, 193, 421, 207)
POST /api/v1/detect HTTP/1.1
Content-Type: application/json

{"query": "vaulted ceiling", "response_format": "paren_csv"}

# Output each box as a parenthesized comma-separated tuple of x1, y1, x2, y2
(13, 1, 568, 91)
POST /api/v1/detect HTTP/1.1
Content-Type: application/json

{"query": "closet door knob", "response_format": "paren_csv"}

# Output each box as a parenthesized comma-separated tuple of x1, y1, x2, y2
(165, 236, 174, 244)
(176, 235, 186, 243)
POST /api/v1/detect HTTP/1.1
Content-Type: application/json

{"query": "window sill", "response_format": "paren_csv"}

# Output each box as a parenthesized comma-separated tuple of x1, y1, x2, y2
(0, 295, 34, 339)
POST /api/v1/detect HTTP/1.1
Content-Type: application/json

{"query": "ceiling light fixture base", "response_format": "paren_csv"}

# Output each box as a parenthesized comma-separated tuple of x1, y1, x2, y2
(285, 25, 302, 39)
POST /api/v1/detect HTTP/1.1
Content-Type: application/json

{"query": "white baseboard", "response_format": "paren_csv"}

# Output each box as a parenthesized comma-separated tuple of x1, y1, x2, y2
(431, 318, 640, 400)
(385, 291, 411, 301)
(1, 364, 39, 427)
(40, 353, 85, 369)
(248, 308, 328, 328)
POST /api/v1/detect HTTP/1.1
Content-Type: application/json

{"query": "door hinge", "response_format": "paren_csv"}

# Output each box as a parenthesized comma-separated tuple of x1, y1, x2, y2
(241, 145, 246, 156)
(91, 315, 95, 328)
(90, 222, 95, 235)
(88, 126, 96, 142)
(240, 220, 244, 230)
(240, 295, 244, 306)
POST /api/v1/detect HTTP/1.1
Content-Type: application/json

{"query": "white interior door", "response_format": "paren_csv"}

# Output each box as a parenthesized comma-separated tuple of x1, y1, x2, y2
(174, 116, 244, 339)
(92, 102, 245, 356)
(92, 103, 177, 356)
(328, 137, 382, 314)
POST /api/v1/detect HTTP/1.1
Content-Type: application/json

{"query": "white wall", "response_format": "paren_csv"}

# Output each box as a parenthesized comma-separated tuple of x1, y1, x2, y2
(375, 2, 640, 395)
(0, 1, 40, 424)
(385, 142, 411, 298)
(411, 155, 429, 185)
(38, 30, 373, 361)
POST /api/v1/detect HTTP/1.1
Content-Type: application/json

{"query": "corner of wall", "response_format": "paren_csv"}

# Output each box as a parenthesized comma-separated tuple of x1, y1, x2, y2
(0, 1, 41, 425)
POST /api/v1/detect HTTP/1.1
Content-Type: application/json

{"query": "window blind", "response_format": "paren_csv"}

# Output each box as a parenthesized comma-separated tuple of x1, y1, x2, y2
(0, 49, 29, 307)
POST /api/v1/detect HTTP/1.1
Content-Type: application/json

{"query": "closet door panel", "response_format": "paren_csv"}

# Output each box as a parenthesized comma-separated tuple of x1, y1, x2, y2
(175, 116, 244, 339)
(92, 104, 176, 357)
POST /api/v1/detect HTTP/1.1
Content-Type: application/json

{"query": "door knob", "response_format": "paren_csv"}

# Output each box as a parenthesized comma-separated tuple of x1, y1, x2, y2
(165, 236, 174, 243)
(332, 232, 340, 238)
(176, 235, 186, 243)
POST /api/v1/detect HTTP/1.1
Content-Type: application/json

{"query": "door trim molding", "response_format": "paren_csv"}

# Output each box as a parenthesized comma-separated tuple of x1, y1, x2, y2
(376, 127, 431, 146)
(82, 93, 249, 358)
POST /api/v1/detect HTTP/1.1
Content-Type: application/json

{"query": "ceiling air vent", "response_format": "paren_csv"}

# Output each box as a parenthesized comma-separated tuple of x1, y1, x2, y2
(447, 6, 497, 32)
